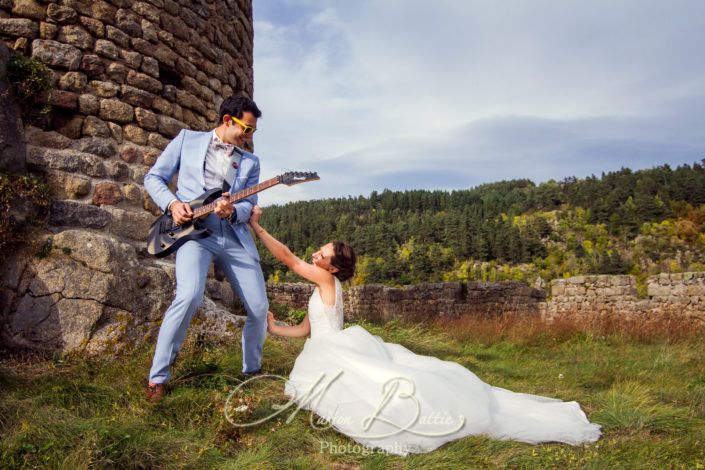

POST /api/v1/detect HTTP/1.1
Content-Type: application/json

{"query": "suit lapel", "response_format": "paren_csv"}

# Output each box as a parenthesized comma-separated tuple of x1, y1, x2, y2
(222, 148, 243, 192)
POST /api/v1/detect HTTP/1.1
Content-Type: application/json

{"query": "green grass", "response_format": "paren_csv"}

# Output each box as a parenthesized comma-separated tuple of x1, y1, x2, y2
(1, 317, 704, 469)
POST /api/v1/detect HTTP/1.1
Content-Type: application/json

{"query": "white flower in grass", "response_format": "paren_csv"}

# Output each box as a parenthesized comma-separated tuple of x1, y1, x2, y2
(558, 373, 564, 379)
(234, 404, 249, 412)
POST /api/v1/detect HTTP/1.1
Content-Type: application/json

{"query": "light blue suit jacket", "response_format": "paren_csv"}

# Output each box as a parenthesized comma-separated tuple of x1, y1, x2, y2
(144, 129, 261, 261)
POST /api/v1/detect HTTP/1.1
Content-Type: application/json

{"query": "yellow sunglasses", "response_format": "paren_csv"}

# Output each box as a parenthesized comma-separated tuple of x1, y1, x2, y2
(231, 116, 257, 135)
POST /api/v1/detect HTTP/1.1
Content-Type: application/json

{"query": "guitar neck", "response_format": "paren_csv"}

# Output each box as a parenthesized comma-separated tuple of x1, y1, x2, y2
(192, 177, 280, 218)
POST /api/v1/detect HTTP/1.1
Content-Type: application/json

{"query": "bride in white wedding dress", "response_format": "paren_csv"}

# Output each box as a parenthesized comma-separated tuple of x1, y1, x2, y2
(249, 206, 601, 456)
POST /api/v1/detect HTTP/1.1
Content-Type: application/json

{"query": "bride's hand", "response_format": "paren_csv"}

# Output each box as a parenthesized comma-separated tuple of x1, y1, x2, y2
(249, 205, 262, 226)
(266, 311, 275, 333)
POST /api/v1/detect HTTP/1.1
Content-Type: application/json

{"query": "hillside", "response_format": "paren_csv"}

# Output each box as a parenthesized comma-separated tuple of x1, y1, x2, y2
(257, 161, 705, 287)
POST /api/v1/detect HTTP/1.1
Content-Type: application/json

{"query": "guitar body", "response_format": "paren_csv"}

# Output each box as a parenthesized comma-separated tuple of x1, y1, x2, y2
(147, 188, 223, 258)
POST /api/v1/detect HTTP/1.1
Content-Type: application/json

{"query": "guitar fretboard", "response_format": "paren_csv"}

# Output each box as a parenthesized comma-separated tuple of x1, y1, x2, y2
(193, 176, 280, 219)
(164, 176, 280, 231)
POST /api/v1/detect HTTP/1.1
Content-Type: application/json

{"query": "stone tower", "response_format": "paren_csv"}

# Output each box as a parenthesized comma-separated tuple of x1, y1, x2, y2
(0, 0, 256, 354)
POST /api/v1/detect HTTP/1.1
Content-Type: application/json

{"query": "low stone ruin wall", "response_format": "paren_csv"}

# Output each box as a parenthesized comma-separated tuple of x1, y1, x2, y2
(268, 273, 705, 323)
(544, 273, 705, 320)
(267, 281, 547, 322)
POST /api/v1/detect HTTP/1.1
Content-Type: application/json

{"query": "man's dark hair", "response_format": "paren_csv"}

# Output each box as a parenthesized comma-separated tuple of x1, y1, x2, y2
(331, 241, 356, 282)
(218, 95, 262, 122)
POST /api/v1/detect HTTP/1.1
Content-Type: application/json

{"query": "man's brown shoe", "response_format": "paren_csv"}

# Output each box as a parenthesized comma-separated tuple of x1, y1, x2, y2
(145, 382, 166, 403)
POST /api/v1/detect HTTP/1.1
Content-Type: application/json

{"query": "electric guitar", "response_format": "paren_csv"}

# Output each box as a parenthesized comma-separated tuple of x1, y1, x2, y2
(146, 171, 319, 258)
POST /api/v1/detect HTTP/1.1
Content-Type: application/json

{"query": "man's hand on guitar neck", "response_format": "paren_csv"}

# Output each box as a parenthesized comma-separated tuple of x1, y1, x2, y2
(169, 201, 194, 226)
(214, 192, 234, 220)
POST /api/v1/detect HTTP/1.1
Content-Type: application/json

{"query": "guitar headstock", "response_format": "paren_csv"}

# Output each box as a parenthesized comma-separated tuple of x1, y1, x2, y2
(279, 171, 320, 186)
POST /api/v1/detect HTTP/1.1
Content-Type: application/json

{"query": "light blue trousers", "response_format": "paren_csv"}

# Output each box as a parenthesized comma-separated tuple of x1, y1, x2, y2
(148, 215, 268, 383)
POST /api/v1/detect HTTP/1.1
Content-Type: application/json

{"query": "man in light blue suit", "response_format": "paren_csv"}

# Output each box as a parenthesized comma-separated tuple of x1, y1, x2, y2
(144, 96, 268, 402)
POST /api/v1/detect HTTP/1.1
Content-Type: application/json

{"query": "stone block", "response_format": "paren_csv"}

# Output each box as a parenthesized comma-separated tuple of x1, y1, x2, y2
(92, 182, 124, 206)
(126, 69, 162, 94)
(157, 114, 186, 138)
(45, 170, 91, 199)
(64, 0, 116, 25)
(27, 146, 106, 176)
(106, 24, 129, 48)
(151, 96, 172, 116)
(161, 14, 192, 41)
(140, 55, 158, 78)
(49, 89, 78, 109)
(39, 21, 57, 39)
(24, 126, 72, 149)
(31, 39, 82, 70)
(140, 146, 159, 166)
(140, 18, 157, 42)
(147, 132, 168, 150)
(108, 122, 122, 143)
(11, 294, 60, 344)
(78, 93, 100, 114)
(176, 55, 197, 77)
(131, 164, 148, 184)
(78, 16, 104, 38)
(49, 199, 111, 228)
(104, 160, 130, 180)
(118, 142, 140, 163)
(157, 29, 173, 46)
(123, 123, 148, 145)
(80, 53, 104, 77)
(132, 1, 160, 23)
(94, 38, 119, 59)
(58, 70, 87, 92)
(71, 136, 117, 158)
(120, 84, 155, 108)
(143, 190, 160, 215)
(106, 62, 126, 83)
(0, 18, 38, 38)
(11, 0, 46, 21)
(119, 48, 141, 68)
(686, 285, 705, 296)
(99, 98, 133, 123)
(176, 88, 206, 114)
(104, 206, 152, 241)
(134, 106, 157, 130)
(57, 24, 93, 50)
(123, 183, 142, 204)
(115, 8, 141, 37)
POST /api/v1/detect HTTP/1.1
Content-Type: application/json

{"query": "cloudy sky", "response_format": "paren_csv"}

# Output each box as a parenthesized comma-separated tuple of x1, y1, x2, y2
(250, 0, 705, 206)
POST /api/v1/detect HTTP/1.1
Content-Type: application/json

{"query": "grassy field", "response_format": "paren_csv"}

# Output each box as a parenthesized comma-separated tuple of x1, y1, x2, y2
(1, 314, 704, 469)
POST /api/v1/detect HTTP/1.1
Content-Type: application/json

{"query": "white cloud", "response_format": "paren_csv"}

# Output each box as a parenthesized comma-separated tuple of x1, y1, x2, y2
(251, 1, 705, 205)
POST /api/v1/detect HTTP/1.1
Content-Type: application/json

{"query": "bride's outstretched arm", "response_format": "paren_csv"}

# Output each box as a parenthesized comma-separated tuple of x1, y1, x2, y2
(266, 311, 311, 337)
(249, 206, 333, 286)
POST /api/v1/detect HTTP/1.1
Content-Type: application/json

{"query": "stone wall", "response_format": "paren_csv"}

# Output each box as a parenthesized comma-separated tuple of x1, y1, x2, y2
(267, 281, 547, 322)
(1, 0, 254, 243)
(544, 273, 705, 320)
(0, 0, 256, 354)
(266, 273, 705, 324)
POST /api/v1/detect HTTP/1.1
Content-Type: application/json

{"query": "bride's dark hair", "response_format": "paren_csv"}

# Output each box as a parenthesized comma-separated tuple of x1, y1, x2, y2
(330, 241, 356, 282)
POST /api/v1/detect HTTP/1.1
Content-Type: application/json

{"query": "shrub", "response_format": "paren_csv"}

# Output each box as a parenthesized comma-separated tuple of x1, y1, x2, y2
(0, 171, 51, 251)
(6, 52, 52, 123)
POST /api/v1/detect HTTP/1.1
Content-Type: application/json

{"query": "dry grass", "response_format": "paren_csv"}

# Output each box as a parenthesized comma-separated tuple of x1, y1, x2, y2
(431, 312, 705, 346)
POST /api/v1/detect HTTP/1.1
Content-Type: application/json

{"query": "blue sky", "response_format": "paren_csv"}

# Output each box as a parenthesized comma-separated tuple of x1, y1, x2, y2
(251, 1, 705, 206)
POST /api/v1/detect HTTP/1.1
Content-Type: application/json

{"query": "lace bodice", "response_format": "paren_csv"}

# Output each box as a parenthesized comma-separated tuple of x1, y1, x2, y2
(307, 277, 344, 338)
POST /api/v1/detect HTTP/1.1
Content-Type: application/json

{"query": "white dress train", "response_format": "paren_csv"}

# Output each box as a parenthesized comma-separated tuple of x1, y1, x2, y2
(283, 278, 601, 456)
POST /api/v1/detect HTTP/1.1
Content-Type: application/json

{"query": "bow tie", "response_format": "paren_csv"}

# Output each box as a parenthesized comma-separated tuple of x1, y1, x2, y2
(212, 141, 237, 154)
